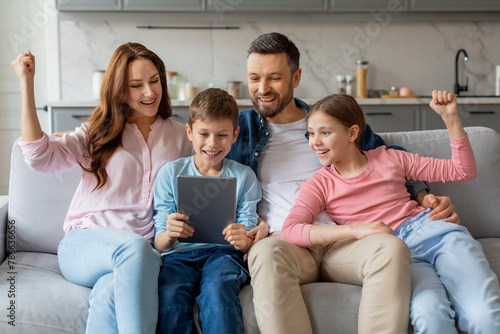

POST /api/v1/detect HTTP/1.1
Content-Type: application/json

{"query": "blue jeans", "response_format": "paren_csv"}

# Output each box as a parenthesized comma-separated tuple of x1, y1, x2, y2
(396, 209, 500, 334)
(58, 228, 161, 334)
(157, 245, 249, 334)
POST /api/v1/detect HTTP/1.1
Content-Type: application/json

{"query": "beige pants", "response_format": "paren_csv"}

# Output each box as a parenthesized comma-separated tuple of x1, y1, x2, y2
(248, 232, 411, 334)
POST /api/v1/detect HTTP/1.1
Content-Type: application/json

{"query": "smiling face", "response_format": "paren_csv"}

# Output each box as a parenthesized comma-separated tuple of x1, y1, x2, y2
(186, 118, 240, 176)
(126, 58, 162, 123)
(247, 52, 300, 120)
(307, 110, 359, 167)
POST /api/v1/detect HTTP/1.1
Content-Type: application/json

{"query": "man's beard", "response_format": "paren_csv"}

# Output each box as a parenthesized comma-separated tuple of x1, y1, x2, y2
(251, 82, 294, 119)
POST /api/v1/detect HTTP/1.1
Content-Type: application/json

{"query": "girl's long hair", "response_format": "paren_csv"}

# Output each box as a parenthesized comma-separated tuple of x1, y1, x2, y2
(83, 42, 171, 190)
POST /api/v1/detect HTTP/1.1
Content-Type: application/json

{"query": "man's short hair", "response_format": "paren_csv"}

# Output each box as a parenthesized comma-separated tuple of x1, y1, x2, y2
(247, 32, 300, 74)
(189, 88, 238, 129)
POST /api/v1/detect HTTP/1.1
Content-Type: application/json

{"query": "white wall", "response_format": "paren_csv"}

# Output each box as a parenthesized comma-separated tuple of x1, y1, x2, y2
(0, 0, 58, 195)
(58, 18, 500, 101)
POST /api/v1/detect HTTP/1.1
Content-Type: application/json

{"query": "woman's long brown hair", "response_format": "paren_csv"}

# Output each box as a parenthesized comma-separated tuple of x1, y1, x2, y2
(82, 42, 172, 190)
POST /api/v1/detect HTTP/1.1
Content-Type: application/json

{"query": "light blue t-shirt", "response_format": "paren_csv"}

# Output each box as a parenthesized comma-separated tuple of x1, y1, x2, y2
(153, 156, 261, 255)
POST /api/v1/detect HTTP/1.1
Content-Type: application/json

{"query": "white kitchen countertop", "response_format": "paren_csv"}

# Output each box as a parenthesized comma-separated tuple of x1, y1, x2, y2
(46, 96, 500, 108)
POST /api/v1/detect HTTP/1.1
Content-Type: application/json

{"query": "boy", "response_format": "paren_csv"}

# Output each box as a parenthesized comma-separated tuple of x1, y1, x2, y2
(153, 88, 261, 334)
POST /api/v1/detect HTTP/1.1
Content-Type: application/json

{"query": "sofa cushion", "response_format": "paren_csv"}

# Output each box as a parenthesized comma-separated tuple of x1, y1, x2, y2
(0, 252, 89, 333)
(478, 238, 500, 279)
(380, 127, 500, 239)
(8, 138, 81, 253)
(240, 282, 361, 334)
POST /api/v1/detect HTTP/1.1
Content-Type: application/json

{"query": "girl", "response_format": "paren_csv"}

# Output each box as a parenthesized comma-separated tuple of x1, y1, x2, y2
(281, 91, 500, 333)
(11, 43, 193, 333)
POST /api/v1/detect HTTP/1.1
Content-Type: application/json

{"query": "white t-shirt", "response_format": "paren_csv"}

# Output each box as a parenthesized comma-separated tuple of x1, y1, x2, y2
(257, 117, 335, 232)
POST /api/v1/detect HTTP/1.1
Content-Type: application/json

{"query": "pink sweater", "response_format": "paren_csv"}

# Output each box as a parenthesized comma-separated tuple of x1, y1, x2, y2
(19, 118, 193, 242)
(281, 135, 477, 247)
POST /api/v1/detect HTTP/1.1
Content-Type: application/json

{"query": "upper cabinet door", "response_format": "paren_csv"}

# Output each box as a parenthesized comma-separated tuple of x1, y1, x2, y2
(123, 0, 204, 11)
(207, 0, 327, 12)
(56, 0, 121, 11)
(409, 0, 500, 11)
(329, 0, 408, 12)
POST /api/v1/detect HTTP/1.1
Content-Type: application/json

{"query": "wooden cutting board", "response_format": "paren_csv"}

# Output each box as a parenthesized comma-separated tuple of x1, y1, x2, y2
(380, 95, 421, 98)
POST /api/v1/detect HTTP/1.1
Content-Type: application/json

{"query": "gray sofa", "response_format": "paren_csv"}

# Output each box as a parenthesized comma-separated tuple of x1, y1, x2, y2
(1, 126, 499, 334)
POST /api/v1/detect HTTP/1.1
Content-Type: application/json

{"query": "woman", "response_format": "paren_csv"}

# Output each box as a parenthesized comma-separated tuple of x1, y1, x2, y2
(11, 43, 193, 333)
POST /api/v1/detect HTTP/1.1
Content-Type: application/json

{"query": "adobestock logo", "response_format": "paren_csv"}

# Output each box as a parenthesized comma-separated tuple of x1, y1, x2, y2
(7, 1, 57, 52)
(339, 0, 406, 63)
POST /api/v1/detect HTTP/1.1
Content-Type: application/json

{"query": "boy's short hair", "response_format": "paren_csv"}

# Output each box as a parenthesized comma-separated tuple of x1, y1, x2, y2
(188, 88, 239, 129)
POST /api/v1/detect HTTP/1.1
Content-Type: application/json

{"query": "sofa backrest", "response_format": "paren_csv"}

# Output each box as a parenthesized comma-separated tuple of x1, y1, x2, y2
(7, 127, 500, 254)
(8, 137, 81, 254)
(380, 126, 500, 239)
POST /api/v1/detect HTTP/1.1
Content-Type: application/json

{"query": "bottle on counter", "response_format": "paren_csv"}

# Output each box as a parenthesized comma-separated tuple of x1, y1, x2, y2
(166, 71, 179, 100)
(356, 60, 369, 98)
(336, 75, 346, 94)
(345, 75, 353, 96)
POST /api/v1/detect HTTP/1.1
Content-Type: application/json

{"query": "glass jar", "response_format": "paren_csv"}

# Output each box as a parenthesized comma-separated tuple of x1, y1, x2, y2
(92, 70, 105, 100)
(227, 81, 242, 99)
(336, 75, 346, 94)
(345, 75, 353, 96)
(184, 81, 198, 100)
(356, 60, 369, 98)
(166, 71, 179, 100)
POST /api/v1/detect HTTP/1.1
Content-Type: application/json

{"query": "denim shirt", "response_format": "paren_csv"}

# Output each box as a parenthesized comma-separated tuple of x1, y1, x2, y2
(226, 98, 429, 200)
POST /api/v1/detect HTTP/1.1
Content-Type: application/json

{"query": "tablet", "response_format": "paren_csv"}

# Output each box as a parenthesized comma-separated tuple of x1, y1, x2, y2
(177, 175, 237, 244)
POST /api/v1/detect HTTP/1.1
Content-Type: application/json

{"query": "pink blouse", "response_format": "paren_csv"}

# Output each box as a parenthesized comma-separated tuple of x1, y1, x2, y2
(19, 117, 193, 242)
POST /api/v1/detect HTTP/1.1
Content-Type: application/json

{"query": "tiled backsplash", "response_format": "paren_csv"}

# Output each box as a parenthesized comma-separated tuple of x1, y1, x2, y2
(60, 20, 500, 101)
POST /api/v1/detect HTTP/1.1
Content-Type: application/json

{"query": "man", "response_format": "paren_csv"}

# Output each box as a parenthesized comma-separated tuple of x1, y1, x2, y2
(227, 32, 459, 334)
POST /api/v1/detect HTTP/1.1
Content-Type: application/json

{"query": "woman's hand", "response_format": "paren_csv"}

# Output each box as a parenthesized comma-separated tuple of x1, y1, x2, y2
(223, 223, 252, 252)
(352, 220, 395, 240)
(11, 51, 36, 82)
(165, 213, 193, 241)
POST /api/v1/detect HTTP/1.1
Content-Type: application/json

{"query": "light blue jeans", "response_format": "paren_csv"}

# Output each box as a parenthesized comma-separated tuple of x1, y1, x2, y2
(58, 228, 160, 334)
(396, 209, 500, 334)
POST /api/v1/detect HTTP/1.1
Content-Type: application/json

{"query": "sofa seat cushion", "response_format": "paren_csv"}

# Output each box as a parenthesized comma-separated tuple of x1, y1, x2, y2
(0, 252, 89, 334)
(240, 282, 361, 334)
(478, 238, 500, 279)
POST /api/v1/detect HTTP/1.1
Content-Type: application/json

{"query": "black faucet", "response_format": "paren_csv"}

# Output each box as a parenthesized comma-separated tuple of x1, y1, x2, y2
(454, 49, 469, 95)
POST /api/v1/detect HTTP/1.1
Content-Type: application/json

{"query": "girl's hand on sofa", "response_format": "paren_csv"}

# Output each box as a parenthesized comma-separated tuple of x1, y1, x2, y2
(223, 223, 251, 252)
(422, 194, 461, 224)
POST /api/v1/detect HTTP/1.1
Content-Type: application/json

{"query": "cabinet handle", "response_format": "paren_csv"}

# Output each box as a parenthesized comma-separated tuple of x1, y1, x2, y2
(366, 112, 393, 116)
(468, 111, 496, 115)
(72, 115, 90, 121)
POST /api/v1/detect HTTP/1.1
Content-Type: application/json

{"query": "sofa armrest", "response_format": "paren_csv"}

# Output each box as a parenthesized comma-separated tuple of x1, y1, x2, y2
(0, 195, 8, 263)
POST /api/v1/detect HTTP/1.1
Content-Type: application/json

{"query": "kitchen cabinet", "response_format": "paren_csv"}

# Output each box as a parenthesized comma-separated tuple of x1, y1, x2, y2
(362, 105, 417, 133)
(49, 107, 93, 133)
(49, 106, 190, 133)
(420, 104, 500, 133)
(409, 0, 500, 11)
(123, 0, 204, 11)
(207, 0, 327, 12)
(56, 0, 121, 11)
(329, 0, 408, 12)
